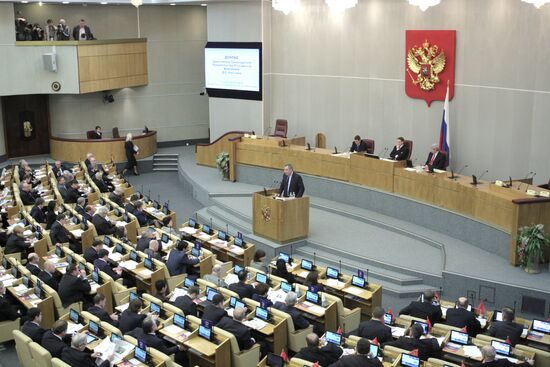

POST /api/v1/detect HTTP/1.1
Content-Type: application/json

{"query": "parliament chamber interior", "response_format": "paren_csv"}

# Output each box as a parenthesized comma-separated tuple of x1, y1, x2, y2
(1, 0, 550, 367)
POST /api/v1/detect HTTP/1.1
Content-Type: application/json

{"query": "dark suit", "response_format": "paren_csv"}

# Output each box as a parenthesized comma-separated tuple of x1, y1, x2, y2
(109, 192, 123, 207)
(21, 321, 46, 343)
(166, 249, 199, 276)
(20, 190, 36, 205)
(46, 211, 57, 229)
(125, 203, 136, 214)
(94, 258, 120, 280)
(479, 360, 531, 367)
(90, 131, 102, 139)
(278, 173, 305, 198)
(273, 301, 309, 330)
(5, 234, 30, 254)
(295, 343, 342, 367)
(173, 295, 198, 317)
(119, 309, 146, 333)
(49, 221, 70, 245)
(383, 336, 439, 361)
(87, 305, 118, 326)
(84, 247, 99, 263)
(26, 263, 42, 276)
(52, 165, 65, 178)
(216, 317, 255, 350)
(127, 328, 179, 355)
(38, 270, 59, 291)
(72, 25, 94, 41)
(329, 354, 383, 367)
(94, 178, 110, 193)
(75, 205, 87, 218)
(425, 152, 446, 170)
(389, 144, 409, 161)
(65, 187, 80, 204)
(229, 281, 256, 300)
(92, 214, 116, 236)
(446, 307, 481, 336)
(58, 274, 91, 307)
(62, 347, 109, 367)
(58, 185, 69, 200)
(271, 269, 296, 284)
(133, 210, 150, 226)
(41, 330, 69, 359)
(355, 319, 393, 344)
(399, 301, 443, 324)
(202, 304, 227, 325)
(30, 205, 46, 223)
(350, 140, 368, 153)
(487, 321, 524, 346)
(136, 236, 151, 252)
(252, 294, 273, 308)
(0, 294, 19, 321)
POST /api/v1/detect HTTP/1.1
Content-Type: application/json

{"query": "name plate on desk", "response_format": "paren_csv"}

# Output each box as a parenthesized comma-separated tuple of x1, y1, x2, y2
(526, 189, 537, 196)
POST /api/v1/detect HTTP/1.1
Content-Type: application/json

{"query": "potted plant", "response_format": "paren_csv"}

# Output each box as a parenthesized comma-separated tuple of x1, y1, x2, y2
(215, 151, 230, 180)
(517, 224, 550, 274)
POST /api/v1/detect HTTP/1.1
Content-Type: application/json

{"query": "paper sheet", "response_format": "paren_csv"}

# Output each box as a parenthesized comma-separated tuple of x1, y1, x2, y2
(463, 345, 482, 359)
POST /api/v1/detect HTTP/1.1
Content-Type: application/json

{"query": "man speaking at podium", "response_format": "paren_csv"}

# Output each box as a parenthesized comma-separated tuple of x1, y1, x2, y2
(278, 164, 305, 198)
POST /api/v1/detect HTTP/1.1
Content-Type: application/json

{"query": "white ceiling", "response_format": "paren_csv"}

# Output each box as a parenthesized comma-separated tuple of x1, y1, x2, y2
(2, 0, 259, 4)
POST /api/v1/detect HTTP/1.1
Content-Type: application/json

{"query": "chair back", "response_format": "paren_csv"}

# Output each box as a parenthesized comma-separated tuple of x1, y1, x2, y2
(13, 329, 34, 367)
(273, 119, 288, 138)
(112, 127, 120, 138)
(427, 358, 461, 367)
(362, 139, 375, 154)
(316, 133, 326, 149)
(51, 358, 71, 367)
(404, 139, 413, 160)
(290, 358, 315, 367)
(29, 341, 53, 367)
(86, 130, 95, 139)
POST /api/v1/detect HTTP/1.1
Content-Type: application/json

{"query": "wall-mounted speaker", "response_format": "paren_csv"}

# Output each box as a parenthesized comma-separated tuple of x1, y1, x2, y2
(42, 53, 57, 72)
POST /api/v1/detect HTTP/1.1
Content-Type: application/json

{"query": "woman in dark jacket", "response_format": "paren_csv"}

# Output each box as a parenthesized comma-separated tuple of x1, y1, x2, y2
(271, 258, 295, 284)
(122, 133, 139, 176)
(45, 200, 57, 230)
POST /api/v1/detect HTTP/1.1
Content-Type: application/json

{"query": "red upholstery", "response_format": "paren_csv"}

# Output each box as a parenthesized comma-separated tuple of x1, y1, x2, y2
(112, 127, 120, 138)
(86, 130, 95, 139)
(270, 119, 288, 138)
(362, 139, 375, 154)
(404, 140, 413, 160)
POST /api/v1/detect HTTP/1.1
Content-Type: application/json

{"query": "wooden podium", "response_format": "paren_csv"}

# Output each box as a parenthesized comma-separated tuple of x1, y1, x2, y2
(252, 189, 309, 243)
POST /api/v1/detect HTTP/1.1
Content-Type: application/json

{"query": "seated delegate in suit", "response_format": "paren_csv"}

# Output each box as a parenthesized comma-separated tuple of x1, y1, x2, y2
(229, 270, 256, 299)
(133, 201, 153, 227)
(50, 214, 81, 253)
(250, 249, 268, 274)
(41, 320, 71, 359)
(423, 144, 446, 171)
(389, 136, 409, 161)
(137, 228, 156, 252)
(57, 177, 69, 201)
(92, 206, 118, 236)
(217, 307, 256, 350)
(173, 285, 200, 317)
(304, 270, 324, 293)
(64, 180, 82, 204)
(354, 306, 393, 343)
(271, 258, 296, 284)
(62, 333, 111, 367)
(51, 160, 65, 178)
(5, 225, 31, 255)
(91, 125, 102, 139)
(350, 135, 368, 153)
(39, 260, 59, 291)
(278, 163, 305, 198)
(295, 333, 342, 367)
(383, 323, 440, 361)
(273, 292, 310, 330)
(203, 264, 228, 288)
(26, 252, 42, 276)
(479, 345, 533, 367)
(84, 240, 103, 263)
(166, 240, 200, 276)
(58, 264, 92, 308)
(20, 182, 36, 205)
(21, 307, 47, 343)
(399, 290, 442, 324)
(153, 279, 169, 302)
(252, 282, 273, 308)
(30, 197, 46, 224)
(144, 240, 163, 261)
(329, 338, 382, 367)
(128, 317, 183, 356)
(87, 293, 119, 326)
(94, 249, 122, 280)
(93, 171, 110, 193)
(202, 294, 228, 325)
(74, 197, 87, 218)
(0, 281, 20, 321)
(487, 307, 524, 346)
(45, 200, 58, 230)
(119, 299, 147, 333)
(445, 297, 481, 336)
(109, 188, 125, 206)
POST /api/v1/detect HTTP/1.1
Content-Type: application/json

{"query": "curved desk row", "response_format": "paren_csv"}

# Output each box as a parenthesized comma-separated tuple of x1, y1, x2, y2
(50, 131, 157, 163)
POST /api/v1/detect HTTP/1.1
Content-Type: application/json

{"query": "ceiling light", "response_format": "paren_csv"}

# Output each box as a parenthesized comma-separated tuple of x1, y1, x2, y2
(131, 0, 142, 8)
(62, 1, 70, 3)
(100, 1, 107, 4)
(522, 0, 550, 8)
(272, 0, 300, 15)
(38, 1, 43, 6)
(201, 3, 207, 6)
(21, 0, 28, 3)
(408, 0, 441, 11)
(325, 0, 357, 11)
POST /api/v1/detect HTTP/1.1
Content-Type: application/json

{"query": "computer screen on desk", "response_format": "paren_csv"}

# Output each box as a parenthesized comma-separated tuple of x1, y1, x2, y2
(491, 340, 511, 356)
(150, 302, 161, 315)
(234, 237, 243, 247)
(88, 320, 100, 336)
(199, 325, 212, 341)
(278, 252, 290, 263)
(383, 313, 393, 325)
(494, 311, 503, 321)
(161, 233, 169, 243)
(325, 331, 342, 345)
(188, 218, 196, 228)
(266, 353, 284, 367)
(69, 309, 80, 324)
(207, 288, 219, 302)
(191, 247, 201, 257)
(234, 264, 243, 274)
(104, 236, 112, 246)
(115, 243, 124, 254)
(255, 272, 267, 284)
(173, 314, 186, 329)
(532, 319, 550, 334)
(351, 275, 365, 288)
(301, 259, 313, 271)
(450, 330, 469, 345)
(369, 344, 379, 357)
(144, 258, 154, 270)
(326, 267, 339, 279)
(229, 297, 246, 310)
(202, 224, 211, 235)
(256, 306, 269, 321)
(129, 291, 139, 302)
(400, 354, 420, 367)
(280, 282, 292, 293)
(130, 250, 138, 261)
(134, 346, 148, 363)
(184, 278, 195, 288)
(305, 290, 320, 305)
(412, 320, 429, 335)
(218, 230, 227, 240)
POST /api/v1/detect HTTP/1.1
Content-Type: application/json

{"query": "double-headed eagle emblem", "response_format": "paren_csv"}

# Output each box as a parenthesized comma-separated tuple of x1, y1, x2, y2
(261, 206, 271, 222)
(406, 40, 446, 91)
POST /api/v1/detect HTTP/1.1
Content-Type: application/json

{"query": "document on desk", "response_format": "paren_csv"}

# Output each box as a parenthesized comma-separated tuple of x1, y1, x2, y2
(463, 345, 482, 359)
(70, 229, 84, 238)
(298, 271, 309, 278)
(180, 227, 197, 235)
(228, 245, 244, 255)
(23, 229, 33, 237)
(109, 252, 123, 262)
(13, 284, 28, 295)
(67, 323, 84, 334)
(115, 221, 127, 228)
(326, 279, 345, 288)
(209, 239, 227, 247)
(169, 288, 188, 302)
(300, 302, 325, 315)
(224, 273, 239, 286)
(391, 326, 406, 338)
(136, 268, 153, 277)
(268, 289, 287, 304)
(115, 303, 130, 313)
(119, 260, 138, 270)
(477, 317, 487, 329)
(343, 286, 364, 296)
(243, 318, 268, 330)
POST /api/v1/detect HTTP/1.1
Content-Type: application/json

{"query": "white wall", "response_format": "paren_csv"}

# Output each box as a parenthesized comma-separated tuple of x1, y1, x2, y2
(268, 0, 550, 182)
(9, 3, 209, 142)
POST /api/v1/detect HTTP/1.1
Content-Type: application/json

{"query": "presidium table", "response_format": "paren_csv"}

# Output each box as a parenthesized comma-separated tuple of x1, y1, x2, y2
(196, 131, 550, 265)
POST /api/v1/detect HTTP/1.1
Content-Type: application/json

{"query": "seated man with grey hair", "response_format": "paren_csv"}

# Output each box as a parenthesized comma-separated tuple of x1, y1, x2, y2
(217, 307, 256, 350)
(61, 332, 112, 367)
(273, 291, 310, 330)
(480, 345, 533, 367)
(137, 227, 157, 252)
(128, 316, 183, 355)
(203, 264, 228, 287)
(93, 171, 110, 193)
(75, 196, 87, 217)
(109, 187, 124, 207)
(424, 144, 446, 171)
(92, 206, 124, 237)
(295, 333, 342, 367)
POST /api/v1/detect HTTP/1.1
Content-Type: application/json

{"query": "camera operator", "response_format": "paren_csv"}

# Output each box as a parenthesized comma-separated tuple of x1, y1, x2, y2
(72, 19, 94, 41)
(56, 19, 70, 40)
(45, 19, 57, 41)
(32, 23, 44, 41)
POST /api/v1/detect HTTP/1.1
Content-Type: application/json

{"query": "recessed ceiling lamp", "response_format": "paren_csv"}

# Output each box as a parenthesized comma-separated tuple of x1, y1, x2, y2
(272, 0, 300, 15)
(408, 0, 441, 11)
(131, 0, 143, 8)
(325, 0, 358, 11)
(521, 0, 550, 8)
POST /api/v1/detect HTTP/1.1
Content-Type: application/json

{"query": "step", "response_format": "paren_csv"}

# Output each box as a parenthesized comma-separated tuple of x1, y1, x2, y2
(210, 197, 251, 224)
(154, 157, 179, 162)
(153, 162, 179, 167)
(204, 206, 252, 233)
(154, 154, 179, 158)
(152, 167, 178, 172)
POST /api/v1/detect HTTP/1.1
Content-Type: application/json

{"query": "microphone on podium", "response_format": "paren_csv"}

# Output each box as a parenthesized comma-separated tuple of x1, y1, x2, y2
(471, 170, 489, 186)
(448, 164, 468, 180)
(376, 147, 388, 158)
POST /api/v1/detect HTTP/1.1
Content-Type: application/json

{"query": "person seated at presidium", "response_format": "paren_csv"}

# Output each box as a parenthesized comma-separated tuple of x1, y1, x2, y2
(350, 135, 368, 153)
(423, 144, 446, 171)
(389, 136, 409, 161)
(90, 125, 102, 139)
(278, 163, 305, 198)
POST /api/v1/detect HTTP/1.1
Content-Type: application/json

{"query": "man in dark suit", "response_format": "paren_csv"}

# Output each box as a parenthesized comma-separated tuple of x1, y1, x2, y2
(58, 264, 91, 308)
(119, 299, 146, 333)
(383, 324, 439, 361)
(295, 333, 342, 366)
(355, 306, 393, 343)
(487, 307, 524, 346)
(50, 214, 80, 253)
(88, 293, 119, 326)
(91, 126, 102, 139)
(92, 206, 118, 236)
(41, 320, 70, 358)
(26, 252, 42, 276)
(479, 345, 533, 367)
(133, 201, 153, 227)
(399, 290, 442, 324)
(173, 285, 199, 317)
(273, 292, 310, 330)
(93, 172, 111, 193)
(84, 240, 102, 263)
(329, 338, 382, 367)
(166, 241, 200, 276)
(109, 188, 124, 206)
(57, 176, 69, 200)
(0, 281, 20, 321)
(21, 307, 46, 343)
(389, 137, 409, 161)
(216, 308, 256, 350)
(202, 294, 228, 325)
(5, 225, 30, 255)
(62, 333, 111, 367)
(228, 270, 256, 299)
(137, 228, 156, 252)
(72, 19, 94, 40)
(128, 317, 183, 356)
(20, 182, 36, 205)
(51, 161, 65, 178)
(278, 164, 305, 198)
(424, 145, 446, 171)
(350, 135, 368, 153)
(93, 249, 122, 280)
(445, 297, 481, 336)
(75, 197, 87, 218)
(64, 180, 81, 204)
(39, 261, 59, 290)
(30, 197, 46, 223)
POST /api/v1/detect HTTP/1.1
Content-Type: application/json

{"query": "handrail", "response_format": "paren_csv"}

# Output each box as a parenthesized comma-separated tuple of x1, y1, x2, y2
(195, 131, 254, 152)
(50, 130, 156, 143)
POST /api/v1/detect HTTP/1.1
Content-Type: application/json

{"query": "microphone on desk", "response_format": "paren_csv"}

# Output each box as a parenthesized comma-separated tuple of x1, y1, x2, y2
(334, 146, 338, 154)
(376, 147, 387, 158)
(306, 143, 311, 151)
(313, 252, 316, 266)
(449, 164, 468, 179)
(478, 170, 489, 181)
(210, 217, 213, 231)
(471, 170, 488, 185)
(226, 224, 229, 235)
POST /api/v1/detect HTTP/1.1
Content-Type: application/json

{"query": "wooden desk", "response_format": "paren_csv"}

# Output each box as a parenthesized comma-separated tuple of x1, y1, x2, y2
(8, 282, 55, 328)
(50, 131, 157, 163)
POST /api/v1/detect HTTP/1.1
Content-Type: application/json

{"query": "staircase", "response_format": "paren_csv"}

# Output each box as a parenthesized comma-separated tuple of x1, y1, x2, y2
(153, 154, 178, 172)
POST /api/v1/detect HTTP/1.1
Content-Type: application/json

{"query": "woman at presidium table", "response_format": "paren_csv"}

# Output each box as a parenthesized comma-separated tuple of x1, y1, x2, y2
(122, 133, 140, 176)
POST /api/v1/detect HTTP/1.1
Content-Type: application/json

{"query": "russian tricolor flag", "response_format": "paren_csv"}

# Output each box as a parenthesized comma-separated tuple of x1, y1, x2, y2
(439, 82, 451, 166)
